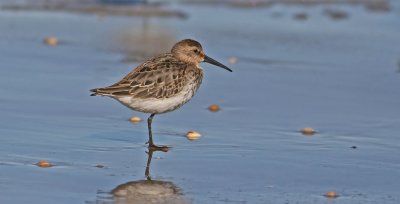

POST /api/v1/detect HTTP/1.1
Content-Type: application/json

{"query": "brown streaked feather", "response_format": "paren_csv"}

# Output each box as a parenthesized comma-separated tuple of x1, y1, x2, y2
(92, 53, 202, 99)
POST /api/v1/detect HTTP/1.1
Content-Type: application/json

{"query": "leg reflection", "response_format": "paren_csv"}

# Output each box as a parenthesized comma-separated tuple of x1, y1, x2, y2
(145, 146, 170, 180)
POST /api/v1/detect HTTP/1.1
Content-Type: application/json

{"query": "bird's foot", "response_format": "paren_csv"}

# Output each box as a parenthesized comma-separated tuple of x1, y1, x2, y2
(148, 143, 170, 152)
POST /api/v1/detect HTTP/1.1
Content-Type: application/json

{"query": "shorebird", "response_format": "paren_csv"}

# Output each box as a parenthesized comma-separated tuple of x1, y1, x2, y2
(90, 39, 232, 150)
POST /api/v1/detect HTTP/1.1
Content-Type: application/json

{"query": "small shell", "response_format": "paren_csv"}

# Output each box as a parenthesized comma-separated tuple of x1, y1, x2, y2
(36, 160, 52, 168)
(208, 104, 220, 112)
(129, 116, 142, 123)
(324, 191, 339, 198)
(43, 36, 58, 46)
(186, 131, 202, 141)
(301, 127, 316, 135)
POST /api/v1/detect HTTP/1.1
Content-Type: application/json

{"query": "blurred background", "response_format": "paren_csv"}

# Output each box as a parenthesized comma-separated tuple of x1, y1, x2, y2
(0, 0, 399, 204)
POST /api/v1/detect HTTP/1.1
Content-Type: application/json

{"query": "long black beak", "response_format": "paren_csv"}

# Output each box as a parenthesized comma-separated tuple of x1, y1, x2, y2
(204, 55, 233, 72)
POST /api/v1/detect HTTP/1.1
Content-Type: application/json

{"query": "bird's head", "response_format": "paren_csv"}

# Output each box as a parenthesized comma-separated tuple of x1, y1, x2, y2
(171, 39, 232, 72)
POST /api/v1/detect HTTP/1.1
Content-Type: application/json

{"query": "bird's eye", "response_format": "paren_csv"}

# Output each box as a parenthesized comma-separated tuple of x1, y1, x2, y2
(193, 49, 199, 54)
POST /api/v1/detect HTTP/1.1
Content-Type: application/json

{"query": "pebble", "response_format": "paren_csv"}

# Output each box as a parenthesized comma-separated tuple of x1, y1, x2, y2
(129, 116, 142, 123)
(43, 36, 58, 46)
(294, 13, 308, 20)
(186, 131, 202, 141)
(36, 160, 52, 168)
(95, 164, 105, 168)
(324, 191, 339, 198)
(208, 104, 220, 112)
(301, 127, 316, 135)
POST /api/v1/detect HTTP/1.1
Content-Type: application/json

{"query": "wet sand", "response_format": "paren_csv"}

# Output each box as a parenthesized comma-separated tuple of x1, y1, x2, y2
(0, 1, 400, 203)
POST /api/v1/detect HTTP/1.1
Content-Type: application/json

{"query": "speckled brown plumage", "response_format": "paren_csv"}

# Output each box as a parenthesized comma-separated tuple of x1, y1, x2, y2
(90, 39, 232, 149)
(92, 53, 203, 101)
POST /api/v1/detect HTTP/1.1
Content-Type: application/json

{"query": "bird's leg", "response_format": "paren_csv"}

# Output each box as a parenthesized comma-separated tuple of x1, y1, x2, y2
(147, 113, 156, 146)
(147, 113, 169, 152)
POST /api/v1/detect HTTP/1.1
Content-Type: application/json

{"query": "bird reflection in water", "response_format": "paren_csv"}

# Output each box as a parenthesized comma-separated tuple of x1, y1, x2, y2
(111, 147, 189, 204)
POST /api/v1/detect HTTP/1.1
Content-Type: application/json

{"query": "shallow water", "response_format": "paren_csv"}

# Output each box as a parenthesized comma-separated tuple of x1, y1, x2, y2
(1, 1, 400, 203)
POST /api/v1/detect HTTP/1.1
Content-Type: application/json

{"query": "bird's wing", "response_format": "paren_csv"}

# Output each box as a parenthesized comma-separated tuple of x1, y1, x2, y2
(93, 54, 191, 99)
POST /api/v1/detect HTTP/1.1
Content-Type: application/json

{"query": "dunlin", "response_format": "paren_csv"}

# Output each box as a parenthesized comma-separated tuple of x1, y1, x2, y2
(91, 39, 232, 150)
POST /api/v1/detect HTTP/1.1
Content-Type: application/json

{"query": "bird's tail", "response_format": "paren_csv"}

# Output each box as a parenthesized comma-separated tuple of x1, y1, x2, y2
(90, 87, 127, 96)
(90, 88, 99, 96)
(91, 88, 113, 96)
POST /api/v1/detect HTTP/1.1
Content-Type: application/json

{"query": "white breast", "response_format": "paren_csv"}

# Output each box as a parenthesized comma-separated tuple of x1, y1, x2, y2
(114, 84, 198, 114)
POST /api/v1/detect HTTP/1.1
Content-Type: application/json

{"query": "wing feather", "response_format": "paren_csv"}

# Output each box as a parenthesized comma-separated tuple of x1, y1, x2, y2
(93, 53, 190, 99)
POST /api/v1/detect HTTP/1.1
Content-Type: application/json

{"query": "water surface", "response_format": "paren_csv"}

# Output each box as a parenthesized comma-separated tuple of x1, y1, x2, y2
(0, 1, 400, 203)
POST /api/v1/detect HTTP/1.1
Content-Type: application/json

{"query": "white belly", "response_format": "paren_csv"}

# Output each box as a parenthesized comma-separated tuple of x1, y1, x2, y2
(114, 85, 197, 114)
